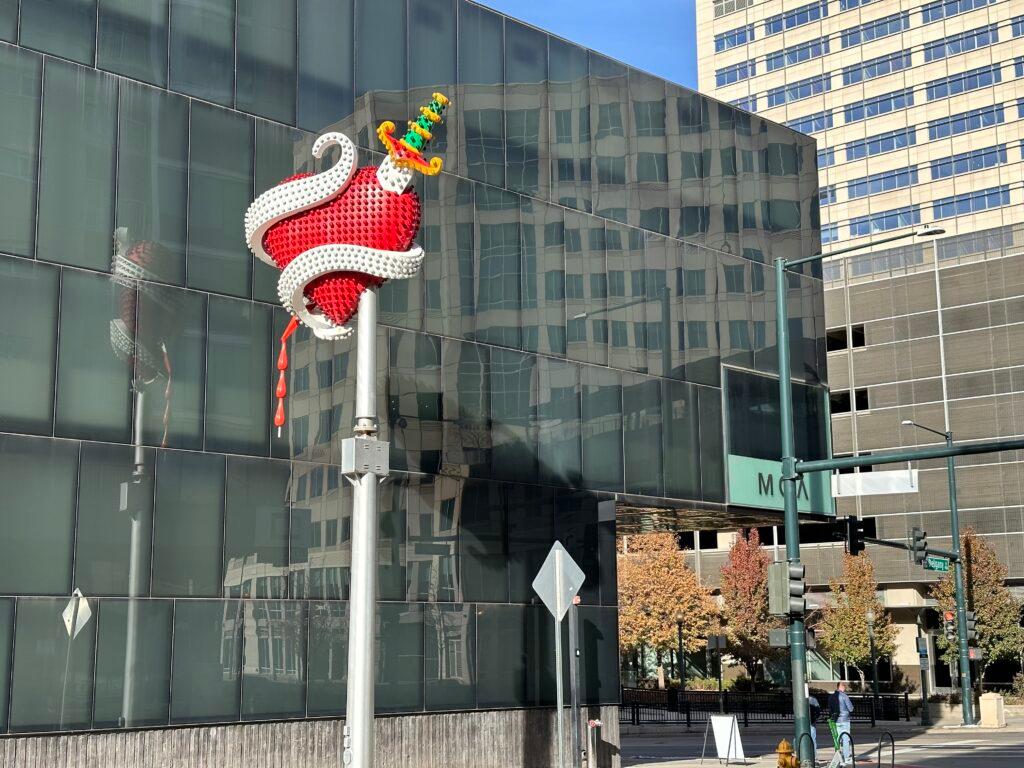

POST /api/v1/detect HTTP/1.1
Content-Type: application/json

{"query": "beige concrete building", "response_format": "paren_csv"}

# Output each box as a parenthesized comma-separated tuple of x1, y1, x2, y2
(697, 0, 1024, 689)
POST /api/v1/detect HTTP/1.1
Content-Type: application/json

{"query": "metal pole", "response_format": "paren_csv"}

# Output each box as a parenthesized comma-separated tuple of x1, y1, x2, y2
(121, 388, 147, 727)
(717, 646, 724, 714)
(869, 622, 879, 718)
(677, 621, 685, 692)
(344, 289, 381, 768)
(917, 613, 932, 726)
(775, 257, 812, 765)
(569, 600, 582, 768)
(555, 550, 566, 768)
(946, 431, 974, 725)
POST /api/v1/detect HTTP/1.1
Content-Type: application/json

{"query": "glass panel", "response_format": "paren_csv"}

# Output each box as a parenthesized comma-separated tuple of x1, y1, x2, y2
(253, 121, 303, 302)
(459, 1, 504, 186)
(589, 54, 628, 219)
(0, 46, 41, 257)
(0, 258, 58, 434)
(136, 284, 206, 448)
(237, 0, 296, 124)
(152, 450, 225, 597)
(681, 243, 720, 386)
(441, 338, 490, 478)
(524, 603, 560, 705)
(298, 0, 353, 132)
(289, 463, 348, 600)
(507, 484, 554, 602)
(93, 598, 172, 727)
(75, 442, 154, 596)
(169, 0, 234, 106)
(0, 0, 16, 40)
(549, 37, 590, 212)
(0, 435, 78, 595)
(521, 201, 566, 356)
(10, 597, 96, 732)
(698, 384, 725, 502)
(388, 329, 442, 475)
(423, 176, 476, 341)
(354, 0, 407, 135)
(306, 601, 346, 716)
(116, 83, 188, 286)
(169, 600, 242, 724)
(460, 480, 507, 603)
(555, 490, 602, 604)
(537, 355, 581, 487)
(489, 347, 537, 484)
(20, 0, 96, 64)
(663, 379, 702, 500)
(406, 476, 459, 602)
(376, 603, 423, 713)
(504, 20, 548, 197)
(98, 0, 169, 85)
(476, 603, 526, 707)
(55, 270, 133, 442)
(474, 184, 522, 347)
(580, 365, 623, 492)
(186, 104, 254, 297)
(409, 0, 457, 171)
(224, 457, 290, 599)
(565, 211, 608, 366)
(579, 606, 619, 704)
(37, 60, 117, 271)
(0, 599, 12, 732)
(205, 295, 272, 455)
(424, 604, 474, 710)
(605, 222, 645, 373)
(623, 374, 663, 496)
(378, 470, 407, 601)
(241, 600, 307, 720)
(642, 233, 674, 377)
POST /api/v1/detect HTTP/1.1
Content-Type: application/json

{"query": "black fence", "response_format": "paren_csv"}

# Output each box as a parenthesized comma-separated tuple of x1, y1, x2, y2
(620, 688, 911, 727)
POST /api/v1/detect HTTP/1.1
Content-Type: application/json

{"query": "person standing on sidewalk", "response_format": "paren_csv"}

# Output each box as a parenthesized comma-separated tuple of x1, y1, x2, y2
(827, 682, 855, 767)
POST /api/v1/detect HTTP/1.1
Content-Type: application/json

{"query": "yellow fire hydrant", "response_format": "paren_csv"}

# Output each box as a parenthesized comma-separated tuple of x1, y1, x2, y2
(777, 739, 801, 768)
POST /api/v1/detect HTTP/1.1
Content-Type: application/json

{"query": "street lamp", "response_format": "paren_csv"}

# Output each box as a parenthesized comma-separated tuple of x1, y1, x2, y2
(775, 224, 945, 763)
(676, 610, 686, 692)
(866, 609, 880, 718)
(901, 418, 975, 725)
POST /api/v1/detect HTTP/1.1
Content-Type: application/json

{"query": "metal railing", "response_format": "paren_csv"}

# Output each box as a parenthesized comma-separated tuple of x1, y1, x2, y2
(619, 688, 911, 726)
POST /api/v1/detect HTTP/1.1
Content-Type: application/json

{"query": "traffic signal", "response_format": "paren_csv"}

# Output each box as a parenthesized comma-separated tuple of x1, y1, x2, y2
(769, 562, 806, 616)
(846, 517, 867, 556)
(910, 527, 928, 565)
(965, 611, 978, 644)
(943, 610, 956, 643)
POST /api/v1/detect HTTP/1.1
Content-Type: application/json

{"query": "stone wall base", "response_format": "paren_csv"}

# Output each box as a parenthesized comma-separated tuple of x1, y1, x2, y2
(1, 706, 620, 768)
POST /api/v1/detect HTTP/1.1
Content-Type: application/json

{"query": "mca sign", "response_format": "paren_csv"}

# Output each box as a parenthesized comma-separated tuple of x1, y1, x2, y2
(727, 454, 834, 516)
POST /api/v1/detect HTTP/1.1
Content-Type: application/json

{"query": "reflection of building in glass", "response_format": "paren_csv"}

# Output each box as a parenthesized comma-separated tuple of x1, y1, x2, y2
(0, 0, 826, 763)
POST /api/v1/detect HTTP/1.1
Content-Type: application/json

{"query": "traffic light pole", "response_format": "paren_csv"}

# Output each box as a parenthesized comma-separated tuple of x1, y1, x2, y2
(944, 432, 975, 725)
(775, 257, 812, 766)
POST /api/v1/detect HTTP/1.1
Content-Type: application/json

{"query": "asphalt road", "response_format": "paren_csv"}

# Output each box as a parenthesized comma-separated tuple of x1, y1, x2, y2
(621, 723, 1024, 767)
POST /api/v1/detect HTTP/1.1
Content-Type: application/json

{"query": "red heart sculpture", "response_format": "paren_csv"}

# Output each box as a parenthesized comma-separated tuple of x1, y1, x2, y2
(261, 167, 421, 328)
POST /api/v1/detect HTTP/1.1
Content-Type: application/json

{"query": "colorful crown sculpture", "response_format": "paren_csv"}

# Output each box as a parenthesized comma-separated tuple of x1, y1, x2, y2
(243, 93, 449, 430)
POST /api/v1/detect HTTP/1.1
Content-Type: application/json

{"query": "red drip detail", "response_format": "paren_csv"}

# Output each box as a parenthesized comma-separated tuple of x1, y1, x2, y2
(274, 399, 286, 429)
(273, 317, 301, 433)
(276, 370, 287, 399)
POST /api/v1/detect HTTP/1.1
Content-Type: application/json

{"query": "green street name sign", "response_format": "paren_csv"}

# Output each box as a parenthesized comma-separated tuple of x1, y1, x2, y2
(726, 454, 834, 516)
(924, 555, 950, 572)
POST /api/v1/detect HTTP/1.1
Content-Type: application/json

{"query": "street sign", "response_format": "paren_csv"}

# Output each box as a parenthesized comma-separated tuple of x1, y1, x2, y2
(533, 541, 586, 621)
(533, 542, 586, 768)
(924, 555, 950, 572)
(61, 589, 91, 638)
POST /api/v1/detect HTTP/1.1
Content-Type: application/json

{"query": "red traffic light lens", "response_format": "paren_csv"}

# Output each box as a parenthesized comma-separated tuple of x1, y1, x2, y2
(944, 611, 955, 621)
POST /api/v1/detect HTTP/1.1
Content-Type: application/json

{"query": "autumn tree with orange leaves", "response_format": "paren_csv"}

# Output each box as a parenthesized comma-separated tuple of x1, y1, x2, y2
(617, 533, 717, 671)
(720, 529, 782, 680)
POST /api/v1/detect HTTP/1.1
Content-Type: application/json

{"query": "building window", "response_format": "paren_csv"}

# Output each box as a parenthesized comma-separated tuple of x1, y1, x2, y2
(927, 105, 1004, 140)
(930, 145, 1007, 180)
(767, 37, 830, 71)
(681, 268, 706, 296)
(786, 110, 833, 134)
(715, 60, 756, 87)
(841, 12, 909, 48)
(1016, 56, 1024, 78)
(821, 223, 840, 244)
(636, 152, 668, 182)
(767, 73, 831, 107)
(724, 265, 745, 293)
(926, 64, 1001, 101)
(846, 128, 915, 161)
(849, 205, 921, 238)
(554, 109, 572, 144)
(847, 166, 918, 199)
(714, 0, 754, 18)
(764, 1, 828, 36)
(843, 88, 914, 123)
(1013, 15, 1024, 37)
(842, 51, 912, 85)
(840, 0, 877, 9)
(818, 147, 835, 168)
(698, 530, 719, 550)
(932, 185, 1011, 220)
(826, 325, 865, 352)
(729, 320, 751, 350)
(731, 95, 758, 112)
(687, 321, 708, 348)
(633, 100, 666, 136)
(819, 185, 837, 205)
(831, 388, 869, 413)
(595, 103, 623, 138)
(922, 0, 996, 24)
(715, 24, 755, 52)
(924, 24, 999, 62)
(937, 225, 1014, 260)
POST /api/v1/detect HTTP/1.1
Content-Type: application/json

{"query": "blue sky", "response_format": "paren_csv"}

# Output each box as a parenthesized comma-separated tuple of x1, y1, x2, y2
(481, 0, 698, 89)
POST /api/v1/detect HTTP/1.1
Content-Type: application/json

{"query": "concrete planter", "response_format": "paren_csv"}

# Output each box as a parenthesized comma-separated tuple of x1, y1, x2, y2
(927, 701, 965, 725)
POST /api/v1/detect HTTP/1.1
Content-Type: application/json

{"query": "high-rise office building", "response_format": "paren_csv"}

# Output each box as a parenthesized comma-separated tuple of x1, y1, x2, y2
(0, 1, 827, 765)
(698, 0, 1024, 687)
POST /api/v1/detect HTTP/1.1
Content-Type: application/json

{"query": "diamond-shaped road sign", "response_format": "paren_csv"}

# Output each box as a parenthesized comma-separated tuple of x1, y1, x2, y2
(62, 589, 92, 638)
(532, 541, 585, 620)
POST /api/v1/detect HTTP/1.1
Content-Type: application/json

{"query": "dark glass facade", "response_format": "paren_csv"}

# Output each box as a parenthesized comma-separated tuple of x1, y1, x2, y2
(0, 0, 823, 735)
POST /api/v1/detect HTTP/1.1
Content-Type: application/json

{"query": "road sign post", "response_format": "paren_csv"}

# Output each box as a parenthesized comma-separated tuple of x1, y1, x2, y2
(533, 542, 586, 768)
